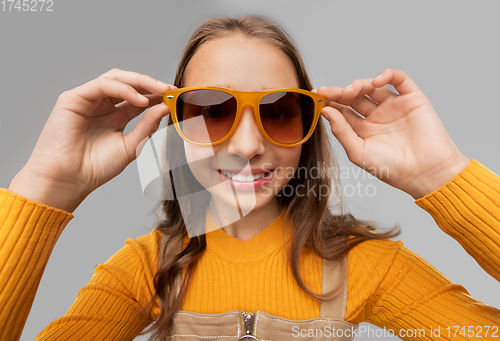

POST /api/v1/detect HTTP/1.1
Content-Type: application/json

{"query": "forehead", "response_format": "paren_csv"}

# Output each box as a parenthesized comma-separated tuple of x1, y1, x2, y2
(183, 35, 300, 90)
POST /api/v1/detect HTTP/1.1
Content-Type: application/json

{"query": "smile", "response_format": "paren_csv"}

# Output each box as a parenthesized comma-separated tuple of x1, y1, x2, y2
(219, 170, 271, 182)
(216, 169, 274, 190)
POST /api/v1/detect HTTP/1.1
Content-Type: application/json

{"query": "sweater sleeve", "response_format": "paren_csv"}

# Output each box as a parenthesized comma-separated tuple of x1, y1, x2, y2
(34, 229, 161, 341)
(0, 188, 161, 341)
(345, 159, 500, 340)
(0, 188, 74, 341)
(350, 239, 500, 340)
(414, 159, 500, 281)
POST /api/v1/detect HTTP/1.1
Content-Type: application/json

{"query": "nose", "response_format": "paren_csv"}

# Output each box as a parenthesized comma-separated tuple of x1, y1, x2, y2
(225, 104, 266, 159)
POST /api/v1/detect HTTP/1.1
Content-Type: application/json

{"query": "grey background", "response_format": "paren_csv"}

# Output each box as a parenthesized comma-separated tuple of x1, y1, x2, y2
(0, 1, 498, 340)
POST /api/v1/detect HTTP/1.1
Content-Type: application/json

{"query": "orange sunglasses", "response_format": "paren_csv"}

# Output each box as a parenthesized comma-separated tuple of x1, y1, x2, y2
(163, 86, 326, 147)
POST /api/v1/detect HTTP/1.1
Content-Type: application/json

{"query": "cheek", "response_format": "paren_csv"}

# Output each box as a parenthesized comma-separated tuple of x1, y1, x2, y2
(276, 146, 302, 179)
(184, 141, 212, 163)
(284, 145, 302, 168)
(184, 141, 216, 181)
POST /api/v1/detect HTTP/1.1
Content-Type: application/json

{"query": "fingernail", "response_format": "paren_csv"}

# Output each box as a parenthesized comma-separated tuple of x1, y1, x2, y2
(376, 74, 383, 78)
(157, 80, 168, 87)
(137, 93, 148, 101)
(345, 84, 353, 89)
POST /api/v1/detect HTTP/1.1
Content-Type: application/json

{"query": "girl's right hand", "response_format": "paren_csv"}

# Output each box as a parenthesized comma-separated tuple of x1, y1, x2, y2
(8, 68, 174, 213)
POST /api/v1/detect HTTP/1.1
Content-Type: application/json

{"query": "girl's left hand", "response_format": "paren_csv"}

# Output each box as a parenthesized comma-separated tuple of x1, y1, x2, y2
(316, 68, 470, 199)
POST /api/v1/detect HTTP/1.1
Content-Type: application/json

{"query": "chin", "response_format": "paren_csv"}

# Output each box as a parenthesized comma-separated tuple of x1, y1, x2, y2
(211, 191, 276, 214)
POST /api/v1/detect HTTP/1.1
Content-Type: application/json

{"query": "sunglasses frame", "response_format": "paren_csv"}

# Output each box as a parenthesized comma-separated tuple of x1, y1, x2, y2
(163, 86, 326, 147)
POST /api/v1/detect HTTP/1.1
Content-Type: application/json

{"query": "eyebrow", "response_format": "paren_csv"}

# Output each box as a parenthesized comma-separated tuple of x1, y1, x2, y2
(213, 84, 233, 89)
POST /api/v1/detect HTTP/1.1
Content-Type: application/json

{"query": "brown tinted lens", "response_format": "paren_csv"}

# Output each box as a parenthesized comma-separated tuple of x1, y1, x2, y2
(259, 92, 315, 144)
(177, 89, 237, 143)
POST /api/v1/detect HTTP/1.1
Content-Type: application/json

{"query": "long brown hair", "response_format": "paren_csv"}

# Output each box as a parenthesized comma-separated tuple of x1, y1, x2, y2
(141, 15, 400, 340)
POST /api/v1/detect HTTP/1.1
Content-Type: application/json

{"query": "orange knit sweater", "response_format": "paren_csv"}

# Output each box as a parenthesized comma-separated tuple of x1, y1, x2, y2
(0, 159, 499, 340)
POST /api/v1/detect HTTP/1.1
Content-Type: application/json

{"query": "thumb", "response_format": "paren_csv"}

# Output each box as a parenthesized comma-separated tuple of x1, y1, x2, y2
(321, 107, 364, 164)
(123, 103, 170, 161)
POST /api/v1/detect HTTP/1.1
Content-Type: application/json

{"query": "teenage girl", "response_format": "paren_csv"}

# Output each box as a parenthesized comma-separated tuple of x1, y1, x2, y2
(1, 15, 499, 341)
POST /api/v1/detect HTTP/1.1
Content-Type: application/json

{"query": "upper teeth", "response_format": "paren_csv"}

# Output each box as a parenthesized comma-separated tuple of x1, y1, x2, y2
(220, 170, 269, 182)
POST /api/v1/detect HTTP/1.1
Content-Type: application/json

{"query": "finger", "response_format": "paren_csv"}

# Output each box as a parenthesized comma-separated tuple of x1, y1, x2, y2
(324, 99, 345, 112)
(324, 101, 364, 130)
(317, 86, 373, 117)
(318, 84, 394, 117)
(109, 88, 159, 106)
(123, 102, 171, 160)
(316, 86, 343, 102)
(321, 106, 364, 163)
(115, 94, 164, 123)
(338, 105, 365, 131)
(100, 68, 173, 96)
(343, 78, 397, 104)
(67, 77, 151, 115)
(372, 69, 421, 95)
(341, 94, 378, 118)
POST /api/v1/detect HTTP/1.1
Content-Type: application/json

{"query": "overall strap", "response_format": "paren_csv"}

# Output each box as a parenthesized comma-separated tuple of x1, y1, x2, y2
(320, 255, 348, 320)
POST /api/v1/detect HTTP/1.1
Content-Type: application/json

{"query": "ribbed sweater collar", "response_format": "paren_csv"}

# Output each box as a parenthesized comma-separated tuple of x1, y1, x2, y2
(204, 207, 291, 262)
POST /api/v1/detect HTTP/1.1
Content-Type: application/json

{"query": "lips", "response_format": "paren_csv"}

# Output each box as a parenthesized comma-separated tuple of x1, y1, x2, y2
(215, 168, 274, 190)
(218, 169, 272, 182)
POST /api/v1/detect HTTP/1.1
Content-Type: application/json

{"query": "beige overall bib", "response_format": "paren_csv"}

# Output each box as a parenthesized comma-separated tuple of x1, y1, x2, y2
(166, 256, 358, 340)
